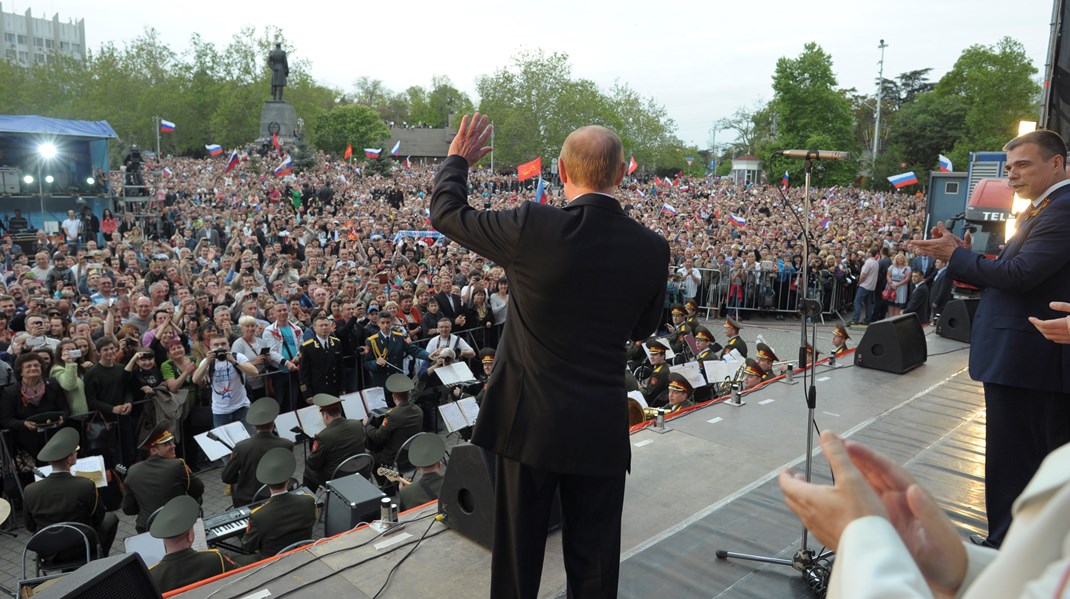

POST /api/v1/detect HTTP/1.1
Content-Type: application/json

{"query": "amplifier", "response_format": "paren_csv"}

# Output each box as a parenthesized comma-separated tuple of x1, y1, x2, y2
(325, 474, 386, 537)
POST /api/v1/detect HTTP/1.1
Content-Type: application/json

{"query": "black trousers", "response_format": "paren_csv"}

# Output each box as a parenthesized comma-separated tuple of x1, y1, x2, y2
(982, 382, 1070, 546)
(492, 455, 626, 599)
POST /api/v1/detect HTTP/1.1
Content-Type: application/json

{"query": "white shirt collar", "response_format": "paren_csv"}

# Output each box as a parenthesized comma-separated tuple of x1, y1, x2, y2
(1032, 179, 1070, 207)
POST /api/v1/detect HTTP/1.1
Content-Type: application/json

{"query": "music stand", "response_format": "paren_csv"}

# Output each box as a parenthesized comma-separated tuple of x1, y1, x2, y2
(433, 362, 477, 434)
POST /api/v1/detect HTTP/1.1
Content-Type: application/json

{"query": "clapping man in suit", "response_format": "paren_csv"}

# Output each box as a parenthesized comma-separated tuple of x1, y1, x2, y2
(431, 115, 668, 599)
(929, 258, 952, 319)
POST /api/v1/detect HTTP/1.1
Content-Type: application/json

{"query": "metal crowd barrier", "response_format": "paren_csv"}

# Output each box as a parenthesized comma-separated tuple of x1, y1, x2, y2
(684, 266, 857, 321)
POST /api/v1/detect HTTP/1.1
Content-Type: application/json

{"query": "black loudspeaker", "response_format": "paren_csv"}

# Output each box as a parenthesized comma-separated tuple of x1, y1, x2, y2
(30, 553, 161, 599)
(854, 313, 927, 374)
(325, 473, 386, 537)
(439, 444, 560, 550)
(937, 299, 978, 343)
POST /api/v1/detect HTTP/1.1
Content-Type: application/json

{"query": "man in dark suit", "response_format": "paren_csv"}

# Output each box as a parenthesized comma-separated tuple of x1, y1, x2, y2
(911, 129, 1070, 548)
(903, 270, 930, 323)
(220, 398, 294, 507)
(930, 258, 953, 318)
(433, 277, 466, 327)
(910, 251, 936, 286)
(122, 421, 204, 533)
(430, 115, 668, 599)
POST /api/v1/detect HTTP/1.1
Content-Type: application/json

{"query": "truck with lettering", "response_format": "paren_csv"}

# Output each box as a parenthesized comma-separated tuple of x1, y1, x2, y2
(951, 176, 1014, 299)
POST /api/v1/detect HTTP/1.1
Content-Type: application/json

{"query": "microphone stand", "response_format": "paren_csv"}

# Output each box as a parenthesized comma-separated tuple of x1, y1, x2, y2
(716, 154, 834, 595)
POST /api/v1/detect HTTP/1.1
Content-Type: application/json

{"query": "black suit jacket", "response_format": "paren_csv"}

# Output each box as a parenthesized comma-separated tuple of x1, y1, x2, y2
(434, 292, 464, 321)
(904, 282, 930, 323)
(930, 268, 952, 315)
(431, 156, 668, 476)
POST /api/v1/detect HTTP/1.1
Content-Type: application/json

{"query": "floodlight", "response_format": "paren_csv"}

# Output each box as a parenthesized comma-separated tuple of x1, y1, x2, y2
(23, 175, 33, 184)
(45, 175, 54, 184)
(86, 177, 95, 186)
(37, 143, 57, 159)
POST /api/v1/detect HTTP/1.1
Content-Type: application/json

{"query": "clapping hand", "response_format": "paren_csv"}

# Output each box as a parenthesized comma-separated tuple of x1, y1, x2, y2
(1028, 301, 1070, 344)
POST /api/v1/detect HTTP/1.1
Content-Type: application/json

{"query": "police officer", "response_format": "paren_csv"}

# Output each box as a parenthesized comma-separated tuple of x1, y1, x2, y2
(302, 394, 367, 492)
(721, 318, 748, 359)
(665, 373, 694, 414)
(363, 312, 430, 389)
(831, 325, 851, 357)
(398, 433, 447, 511)
(121, 420, 204, 533)
(742, 358, 766, 390)
(642, 341, 670, 408)
(364, 374, 423, 470)
(299, 315, 343, 402)
(755, 343, 778, 382)
(220, 397, 294, 507)
(148, 495, 234, 593)
(241, 447, 317, 561)
(23, 428, 119, 557)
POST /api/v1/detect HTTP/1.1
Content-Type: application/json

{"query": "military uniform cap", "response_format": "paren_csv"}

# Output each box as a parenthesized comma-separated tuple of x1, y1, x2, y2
(149, 495, 200, 539)
(646, 340, 669, 354)
(479, 348, 495, 363)
(685, 299, 699, 312)
(724, 318, 742, 331)
(670, 304, 686, 316)
(256, 447, 296, 486)
(312, 393, 342, 409)
(744, 358, 766, 378)
(667, 372, 693, 394)
(386, 373, 415, 393)
(247, 397, 281, 426)
(37, 427, 79, 463)
(756, 343, 778, 362)
(409, 433, 446, 468)
(833, 326, 850, 340)
(138, 419, 175, 450)
(694, 327, 715, 343)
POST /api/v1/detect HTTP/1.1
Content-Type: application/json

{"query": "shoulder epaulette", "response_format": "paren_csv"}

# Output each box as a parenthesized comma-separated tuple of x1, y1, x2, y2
(391, 330, 405, 336)
(301, 339, 316, 346)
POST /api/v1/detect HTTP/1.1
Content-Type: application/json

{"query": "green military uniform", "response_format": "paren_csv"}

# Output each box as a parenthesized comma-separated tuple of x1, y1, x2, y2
(720, 318, 748, 359)
(643, 363, 670, 408)
(666, 372, 695, 414)
(240, 447, 316, 560)
(399, 470, 445, 511)
(366, 402, 423, 467)
(122, 455, 204, 533)
(756, 342, 778, 382)
(148, 495, 233, 593)
(220, 397, 293, 507)
(303, 395, 367, 491)
(299, 336, 343, 399)
(363, 329, 430, 389)
(832, 325, 850, 358)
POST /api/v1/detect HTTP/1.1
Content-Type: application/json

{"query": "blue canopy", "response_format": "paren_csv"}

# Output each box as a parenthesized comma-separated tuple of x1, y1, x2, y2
(0, 115, 117, 139)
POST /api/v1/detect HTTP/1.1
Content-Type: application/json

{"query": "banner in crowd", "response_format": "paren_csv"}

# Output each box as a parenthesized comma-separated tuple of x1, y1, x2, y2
(517, 156, 542, 181)
(392, 230, 446, 245)
(888, 171, 919, 189)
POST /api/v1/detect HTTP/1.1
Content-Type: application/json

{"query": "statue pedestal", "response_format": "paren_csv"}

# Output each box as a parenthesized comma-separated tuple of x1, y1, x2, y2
(258, 100, 298, 144)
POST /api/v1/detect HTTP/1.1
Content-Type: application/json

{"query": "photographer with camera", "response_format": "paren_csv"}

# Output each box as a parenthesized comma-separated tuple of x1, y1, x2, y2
(232, 315, 292, 401)
(193, 335, 259, 429)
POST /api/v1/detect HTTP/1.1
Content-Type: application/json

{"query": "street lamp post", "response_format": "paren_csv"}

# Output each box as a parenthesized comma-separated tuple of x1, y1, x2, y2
(872, 40, 888, 178)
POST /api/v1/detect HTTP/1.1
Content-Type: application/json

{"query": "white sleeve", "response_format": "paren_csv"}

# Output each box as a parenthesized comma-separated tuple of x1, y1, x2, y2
(827, 516, 934, 599)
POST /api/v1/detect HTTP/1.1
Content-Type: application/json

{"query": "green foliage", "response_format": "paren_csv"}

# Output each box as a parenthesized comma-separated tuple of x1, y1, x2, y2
(310, 104, 390, 157)
(363, 153, 393, 177)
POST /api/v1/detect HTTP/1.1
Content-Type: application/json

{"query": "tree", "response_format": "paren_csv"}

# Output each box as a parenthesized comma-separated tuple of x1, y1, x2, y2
(426, 75, 474, 128)
(311, 104, 390, 157)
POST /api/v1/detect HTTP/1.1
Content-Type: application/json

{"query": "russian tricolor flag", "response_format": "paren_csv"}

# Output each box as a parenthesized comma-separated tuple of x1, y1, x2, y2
(782, 171, 789, 189)
(534, 177, 548, 204)
(205, 144, 223, 156)
(938, 154, 953, 172)
(390, 140, 401, 156)
(887, 171, 919, 189)
(820, 216, 831, 229)
(159, 119, 175, 133)
(365, 148, 381, 159)
(728, 213, 746, 226)
(403, 156, 411, 170)
(274, 155, 293, 177)
(162, 167, 173, 177)
(224, 150, 240, 174)
(661, 203, 677, 216)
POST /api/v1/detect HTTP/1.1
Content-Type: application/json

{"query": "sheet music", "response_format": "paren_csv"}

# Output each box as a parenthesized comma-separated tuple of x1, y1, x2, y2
(670, 361, 708, 390)
(724, 348, 744, 362)
(296, 405, 327, 438)
(340, 391, 368, 421)
(362, 387, 388, 411)
(457, 396, 480, 425)
(704, 360, 738, 385)
(192, 517, 208, 551)
(193, 422, 251, 462)
(438, 402, 469, 433)
(627, 390, 648, 408)
(642, 338, 677, 361)
(435, 362, 476, 386)
(217, 421, 251, 447)
(275, 410, 301, 442)
(35, 455, 107, 488)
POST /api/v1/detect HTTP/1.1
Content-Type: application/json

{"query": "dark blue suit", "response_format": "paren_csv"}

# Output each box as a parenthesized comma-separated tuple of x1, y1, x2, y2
(946, 182, 1070, 545)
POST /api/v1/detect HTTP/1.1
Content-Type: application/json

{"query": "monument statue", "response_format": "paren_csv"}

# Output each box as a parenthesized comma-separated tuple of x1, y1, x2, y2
(268, 43, 289, 102)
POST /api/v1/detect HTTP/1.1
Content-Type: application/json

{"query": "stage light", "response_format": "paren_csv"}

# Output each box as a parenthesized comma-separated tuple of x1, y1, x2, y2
(45, 175, 54, 184)
(37, 142, 57, 159)
(86, 176, 95, 186)
(23, 175, 33, 184)
(1018, 121, 1037, 136)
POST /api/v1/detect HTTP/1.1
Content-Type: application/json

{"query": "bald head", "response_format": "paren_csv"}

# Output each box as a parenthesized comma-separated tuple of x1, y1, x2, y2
(559, 126, 625, 194)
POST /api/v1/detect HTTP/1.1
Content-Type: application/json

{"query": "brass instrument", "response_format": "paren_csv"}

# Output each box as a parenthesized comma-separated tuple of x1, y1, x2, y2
(714, 362, 746, 397)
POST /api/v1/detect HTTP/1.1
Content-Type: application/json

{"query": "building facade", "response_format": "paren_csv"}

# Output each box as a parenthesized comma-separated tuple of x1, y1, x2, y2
(0, 2, 86, 66)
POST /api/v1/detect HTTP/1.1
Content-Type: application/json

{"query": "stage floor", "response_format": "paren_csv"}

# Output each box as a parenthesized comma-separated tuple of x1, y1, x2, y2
(173, 329, 983, 599)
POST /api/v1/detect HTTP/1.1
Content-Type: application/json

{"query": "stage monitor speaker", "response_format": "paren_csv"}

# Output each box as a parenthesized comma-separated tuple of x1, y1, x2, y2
(937, 299, 978, 343)
(854, 313, 927, 374)
(29, 553, 161, 599)
(439, 444, 560, 550)
(325, 473, 386, 537)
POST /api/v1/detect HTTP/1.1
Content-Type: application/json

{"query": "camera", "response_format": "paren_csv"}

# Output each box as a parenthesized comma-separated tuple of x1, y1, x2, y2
(213, 349, 229, 360)
(68, 349, 82, 359)
(259, 347, 270, 356)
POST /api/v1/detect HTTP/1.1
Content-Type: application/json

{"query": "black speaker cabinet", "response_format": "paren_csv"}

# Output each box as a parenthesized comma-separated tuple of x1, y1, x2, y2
(854, 313, 927, 374)
(937, 299, 978, 343)
(325, 473, 386, 537)
(440, 444, 561, 550)
(30, 553, 161, 599)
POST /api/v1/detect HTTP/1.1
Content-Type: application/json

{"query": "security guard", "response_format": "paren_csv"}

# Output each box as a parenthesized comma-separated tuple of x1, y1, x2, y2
(742, 358, 766, 390)
(831, 325, 851, 357)
(363, 312, 430, 389)
(398, 433, 447, 511)
(299, 315, 343, 401)
(122, 420, 204, 533)
(721, 318, 748, 359)
(755, 343, 778, 382)
(241, 447, 317, 561)
(148, 495, 234, 593)
(220, 397, 294, 507)
(642, 340, 670, 408)
(665, 373, 695, 414)
(302, 394, 367, 492)
(23, 428, 119, 558)
(365, 374, 423, 469)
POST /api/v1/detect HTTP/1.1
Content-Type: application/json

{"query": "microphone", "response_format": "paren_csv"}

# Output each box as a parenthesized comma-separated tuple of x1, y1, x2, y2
(778, 150, 850, 161)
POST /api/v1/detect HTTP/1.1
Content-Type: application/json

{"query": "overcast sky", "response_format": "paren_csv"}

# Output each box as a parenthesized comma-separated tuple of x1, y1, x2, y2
(14, 0, 1057, 148)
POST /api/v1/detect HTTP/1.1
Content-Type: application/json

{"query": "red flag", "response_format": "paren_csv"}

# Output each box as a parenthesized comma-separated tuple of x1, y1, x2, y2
(272, 132, 281, 152)
(628, 156, 637, 175)
(517, 156, 542, 182)
(344, 144, 353, 160)
(654, 176, 662, 187)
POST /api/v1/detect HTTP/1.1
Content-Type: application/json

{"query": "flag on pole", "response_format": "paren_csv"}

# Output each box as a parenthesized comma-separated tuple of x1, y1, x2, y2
(390, 140, 401, 156)
(403, 156, 411, 169)
(517, 156, 542, 181)
(205, 144, 223, 156)
(628, 156, 638, 175)
(162, 167, 173, 177)
(274, 155, 293, 177)
(938, 154, 953, 172)
(728, 213, 746, 226)
(343, 145, 353, 160)
(364, 148, 381, 159)
(887, 171, 919, 189)
(534, 177, 548, 204)
(781, 171, 789, 190)
(224, 150, 240, 174)
(272, 133, 281, 153)
(820, 216, 831, 229)
(159, 119, 175, 133)
(654, 176, 662, 187)
(661, 203, 677, 216)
